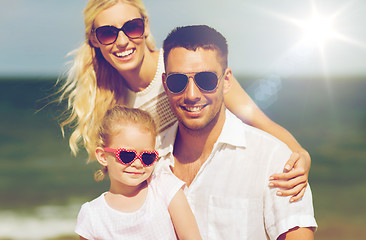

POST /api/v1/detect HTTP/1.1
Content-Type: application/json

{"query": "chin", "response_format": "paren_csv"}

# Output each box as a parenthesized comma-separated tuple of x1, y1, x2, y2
(181, 121, 209, 131)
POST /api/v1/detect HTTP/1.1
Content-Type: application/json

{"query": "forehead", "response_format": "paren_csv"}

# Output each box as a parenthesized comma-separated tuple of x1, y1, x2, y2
(109, 124, 155, 150)
(94, 2, 141, 27)
(165, 47, 223, 74)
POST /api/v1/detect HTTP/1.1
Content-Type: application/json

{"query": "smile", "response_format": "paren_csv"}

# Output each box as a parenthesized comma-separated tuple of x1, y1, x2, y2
(182, 105, 205, 112)
(125, 171, 144, 175)
(114, 48, 134, 58)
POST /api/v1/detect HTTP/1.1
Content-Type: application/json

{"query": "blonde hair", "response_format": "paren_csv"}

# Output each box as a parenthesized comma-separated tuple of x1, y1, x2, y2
(58, 0, 156, 160)
(94, 106, 157, 181)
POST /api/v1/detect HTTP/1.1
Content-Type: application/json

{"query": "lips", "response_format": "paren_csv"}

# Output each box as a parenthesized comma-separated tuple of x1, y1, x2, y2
(125, 171, 144, 175)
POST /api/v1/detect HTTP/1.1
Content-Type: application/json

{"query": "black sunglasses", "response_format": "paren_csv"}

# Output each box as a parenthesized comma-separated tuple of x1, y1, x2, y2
(165, 71, 225, 94)
(103, 148, 158, 166)
(93, 18, 145, 45)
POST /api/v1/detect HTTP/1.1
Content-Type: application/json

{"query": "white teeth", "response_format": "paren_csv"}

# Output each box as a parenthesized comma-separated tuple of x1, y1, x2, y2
(115, 49, 133, 57)
(184, 106, 202, 112)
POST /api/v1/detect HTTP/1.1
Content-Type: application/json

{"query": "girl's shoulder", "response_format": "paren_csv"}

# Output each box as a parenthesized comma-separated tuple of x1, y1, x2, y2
(81, 192, 107, 208)
(148, 170, 185, 206)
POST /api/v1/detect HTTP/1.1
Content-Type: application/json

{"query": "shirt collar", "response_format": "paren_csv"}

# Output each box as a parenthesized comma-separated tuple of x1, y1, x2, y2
(216, 110, 247, 148)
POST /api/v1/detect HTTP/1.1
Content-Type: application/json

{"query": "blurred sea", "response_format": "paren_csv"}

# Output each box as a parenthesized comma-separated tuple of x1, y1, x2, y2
(0, 78, 107, 239)
(0, 76, 365, 240)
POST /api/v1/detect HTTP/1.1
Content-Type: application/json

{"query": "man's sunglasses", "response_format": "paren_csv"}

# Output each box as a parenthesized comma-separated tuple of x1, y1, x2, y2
(93, 18, 145, 45)
(104, 148, 158, 166)
(164, 71, 225, 94)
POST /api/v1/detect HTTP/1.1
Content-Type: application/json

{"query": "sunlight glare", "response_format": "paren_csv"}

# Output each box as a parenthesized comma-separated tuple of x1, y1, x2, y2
(301, 14, 336, 46)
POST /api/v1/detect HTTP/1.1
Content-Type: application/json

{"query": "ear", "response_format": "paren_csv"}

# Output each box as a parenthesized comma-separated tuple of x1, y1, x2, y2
(90, 33, 100, 48)
(223, 68, 234, 95)
(95, 147, 108, 167)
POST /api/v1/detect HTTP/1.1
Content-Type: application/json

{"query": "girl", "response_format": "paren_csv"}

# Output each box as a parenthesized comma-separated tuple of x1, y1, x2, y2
(59, 0, 309, 201)
(75, 106, 202, 239)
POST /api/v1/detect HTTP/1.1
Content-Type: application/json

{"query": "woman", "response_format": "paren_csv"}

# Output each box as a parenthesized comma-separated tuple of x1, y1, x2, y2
(59, 0, 309, 201)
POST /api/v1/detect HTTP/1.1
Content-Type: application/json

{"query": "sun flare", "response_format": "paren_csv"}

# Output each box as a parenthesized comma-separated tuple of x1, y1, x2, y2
(301, 14, 337, 46)
(256, 0, 364, 79)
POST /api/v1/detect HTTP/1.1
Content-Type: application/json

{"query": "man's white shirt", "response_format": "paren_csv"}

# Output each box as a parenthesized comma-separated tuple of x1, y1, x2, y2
(156, 110, 317, 239)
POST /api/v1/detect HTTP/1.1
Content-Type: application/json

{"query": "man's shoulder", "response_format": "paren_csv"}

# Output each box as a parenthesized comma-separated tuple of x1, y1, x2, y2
(224, 110, 290, 153)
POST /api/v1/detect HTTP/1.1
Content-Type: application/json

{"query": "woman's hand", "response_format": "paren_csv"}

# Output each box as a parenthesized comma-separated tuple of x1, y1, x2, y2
(269, 151, 311, 202)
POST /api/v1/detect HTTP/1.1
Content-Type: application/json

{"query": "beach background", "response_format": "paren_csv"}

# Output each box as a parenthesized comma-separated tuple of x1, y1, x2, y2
(1, 76, 365, 240)
(1, 0, 365, 239)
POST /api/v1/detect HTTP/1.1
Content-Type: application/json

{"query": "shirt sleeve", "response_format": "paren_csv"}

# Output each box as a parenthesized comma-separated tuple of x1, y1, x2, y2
(75, 202, 95, 239)
(152, 169, 186, 207)
(264, 144, 318, 240)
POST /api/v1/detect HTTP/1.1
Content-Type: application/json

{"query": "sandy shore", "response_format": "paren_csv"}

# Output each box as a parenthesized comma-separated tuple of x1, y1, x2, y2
(0, 204, 81, 240)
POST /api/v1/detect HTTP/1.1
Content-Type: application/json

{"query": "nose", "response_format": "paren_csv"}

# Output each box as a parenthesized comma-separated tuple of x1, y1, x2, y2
(115, 30, 129, 47)
(129, 156, 144, 168)
(184, 77, 201, 103)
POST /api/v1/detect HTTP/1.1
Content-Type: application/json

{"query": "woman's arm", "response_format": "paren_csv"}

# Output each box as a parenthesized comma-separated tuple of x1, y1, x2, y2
(168, 189, 202, 240)
(224, 76, 310, 202)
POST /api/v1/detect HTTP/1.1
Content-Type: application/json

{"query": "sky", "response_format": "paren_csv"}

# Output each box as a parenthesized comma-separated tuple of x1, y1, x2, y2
(1, 0, 365, 79)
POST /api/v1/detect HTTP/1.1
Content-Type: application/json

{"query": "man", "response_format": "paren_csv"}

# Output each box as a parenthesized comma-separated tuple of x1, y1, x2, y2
(157, 25, 317, 239)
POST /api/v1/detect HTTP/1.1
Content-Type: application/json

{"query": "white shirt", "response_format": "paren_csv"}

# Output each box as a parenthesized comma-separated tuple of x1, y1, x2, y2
(75, 170, 184, 240)
(157, 110, 317, 240)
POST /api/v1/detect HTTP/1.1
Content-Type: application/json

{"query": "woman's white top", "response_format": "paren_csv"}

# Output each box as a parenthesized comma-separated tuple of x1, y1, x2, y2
(125, 50, 177, 135)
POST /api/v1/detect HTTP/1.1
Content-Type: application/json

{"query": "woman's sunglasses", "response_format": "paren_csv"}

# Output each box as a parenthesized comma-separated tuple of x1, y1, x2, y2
(104, 148, 158, 166)
(164, 71, 225, 94)
(93, 18, 145, 45)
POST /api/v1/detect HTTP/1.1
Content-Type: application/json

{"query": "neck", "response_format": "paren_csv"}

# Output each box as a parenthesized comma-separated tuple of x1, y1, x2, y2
(171, 107, 226, 186)
(109, 180, 147, 198)
(173, 106, 226, 165)
(120, 49, 159, 92)
(106, 181, 148, 213)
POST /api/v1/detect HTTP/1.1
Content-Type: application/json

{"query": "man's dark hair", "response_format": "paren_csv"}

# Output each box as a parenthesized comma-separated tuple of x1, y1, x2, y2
(163, 25, 228, 69)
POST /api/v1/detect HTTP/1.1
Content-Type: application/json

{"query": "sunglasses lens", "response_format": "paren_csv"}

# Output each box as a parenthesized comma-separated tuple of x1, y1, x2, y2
(195, 72, 219, 92)
(166, 74, 188, 93)
(123, 18, 145, 39)
(96, 26, 118, 45)
(141, 152, 157, 166)
(119, 150, 136, 164)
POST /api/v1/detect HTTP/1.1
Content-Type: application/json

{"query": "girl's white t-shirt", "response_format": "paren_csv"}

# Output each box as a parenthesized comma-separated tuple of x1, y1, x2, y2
(75, 170, 184, 240)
